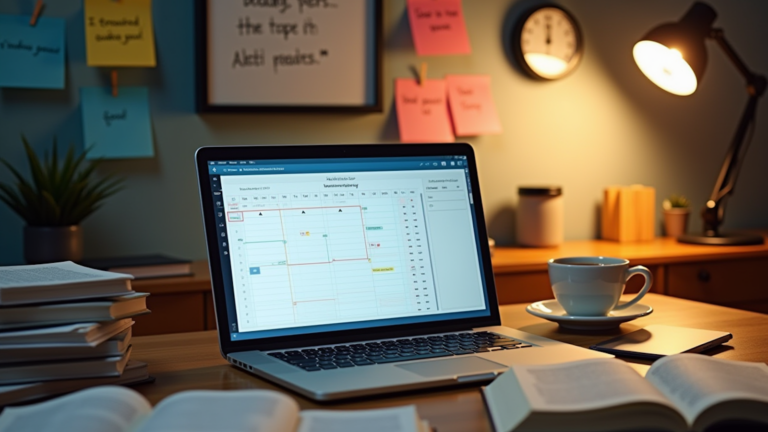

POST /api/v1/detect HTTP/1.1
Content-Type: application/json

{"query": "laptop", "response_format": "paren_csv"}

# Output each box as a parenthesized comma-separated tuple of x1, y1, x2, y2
(195, 143, 610, 401)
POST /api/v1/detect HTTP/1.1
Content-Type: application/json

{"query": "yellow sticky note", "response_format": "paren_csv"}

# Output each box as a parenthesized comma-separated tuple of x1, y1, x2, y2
(84, 0, 156, 67)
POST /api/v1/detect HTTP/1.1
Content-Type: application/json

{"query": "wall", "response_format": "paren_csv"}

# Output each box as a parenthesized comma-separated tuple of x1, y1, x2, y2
(1, 0, 767, 265)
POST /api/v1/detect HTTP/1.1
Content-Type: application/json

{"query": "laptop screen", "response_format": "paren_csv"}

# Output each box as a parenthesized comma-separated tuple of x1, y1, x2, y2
(205, 155, 491, 342)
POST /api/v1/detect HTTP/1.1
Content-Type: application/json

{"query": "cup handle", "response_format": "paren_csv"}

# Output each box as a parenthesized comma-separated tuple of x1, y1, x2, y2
(612, 265, 653, 311)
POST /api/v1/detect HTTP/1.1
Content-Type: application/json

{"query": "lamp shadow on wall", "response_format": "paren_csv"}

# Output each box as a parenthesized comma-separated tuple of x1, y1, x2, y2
(385, 4, 415, 52)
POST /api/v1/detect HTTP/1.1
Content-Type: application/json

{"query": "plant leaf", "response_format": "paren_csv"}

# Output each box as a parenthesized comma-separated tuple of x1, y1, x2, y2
(21, 136, 50, 196)
(0, 137, 123, 226)
(0, 183, 32, 223)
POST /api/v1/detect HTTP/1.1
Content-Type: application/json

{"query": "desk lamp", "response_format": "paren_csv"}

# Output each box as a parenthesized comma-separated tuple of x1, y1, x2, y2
(633, 2, 766, 245)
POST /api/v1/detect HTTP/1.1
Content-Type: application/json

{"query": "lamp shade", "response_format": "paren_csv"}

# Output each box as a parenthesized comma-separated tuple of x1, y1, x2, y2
(633, 2, 717, 95)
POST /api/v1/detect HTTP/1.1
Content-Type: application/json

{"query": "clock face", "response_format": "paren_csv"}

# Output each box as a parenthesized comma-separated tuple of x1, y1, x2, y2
(514, 6, 583, 80)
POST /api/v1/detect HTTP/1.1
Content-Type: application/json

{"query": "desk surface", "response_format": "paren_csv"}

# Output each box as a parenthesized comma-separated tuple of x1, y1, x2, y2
(130, 293, 768, 432)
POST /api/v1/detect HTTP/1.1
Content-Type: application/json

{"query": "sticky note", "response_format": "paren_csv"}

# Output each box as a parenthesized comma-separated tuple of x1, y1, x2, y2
(407, 0, 471, 56)
(81, 87, 154, 159)
(395, 78, 454, 143)
(84, 0, 156, 67)
(446, 75, 502, 136)
(0, 15, 65, 89)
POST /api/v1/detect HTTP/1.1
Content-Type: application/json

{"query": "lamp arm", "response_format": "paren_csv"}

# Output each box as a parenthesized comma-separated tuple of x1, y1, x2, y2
(709, 29, 765, 92)
(699, 29, 766, 236)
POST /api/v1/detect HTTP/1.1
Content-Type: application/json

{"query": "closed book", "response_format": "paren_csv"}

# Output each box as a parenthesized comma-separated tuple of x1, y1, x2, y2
(0, 261, 133, 306)
(603, 185, 656, 242)
(0, 293, 149, 331)
(618, 186, 637, 242)
(0, 346, 132, 385)
(0, 328, 132, 364)
(0, 318, 133, 346)
(80, 254, 192, 279)
(601, 186, 620, 241)
(0, 360, 150, 407)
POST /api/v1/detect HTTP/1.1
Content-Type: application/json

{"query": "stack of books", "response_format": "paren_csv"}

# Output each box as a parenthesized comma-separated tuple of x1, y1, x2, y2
(0, 261, 152, 406)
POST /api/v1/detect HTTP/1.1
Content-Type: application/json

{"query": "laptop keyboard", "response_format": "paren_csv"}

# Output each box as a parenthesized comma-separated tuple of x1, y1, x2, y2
(267, 331, 533, 371)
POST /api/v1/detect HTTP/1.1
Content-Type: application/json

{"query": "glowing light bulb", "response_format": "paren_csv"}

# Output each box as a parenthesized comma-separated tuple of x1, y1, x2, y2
(633, 40, 697, 95)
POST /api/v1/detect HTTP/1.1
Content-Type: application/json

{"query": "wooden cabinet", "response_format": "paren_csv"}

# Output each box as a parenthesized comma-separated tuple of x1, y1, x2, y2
(130, 261, 215, 336)
(666, 257, 768, 313)
(131, 234, 768, 335)
(491, 234, 768, 314)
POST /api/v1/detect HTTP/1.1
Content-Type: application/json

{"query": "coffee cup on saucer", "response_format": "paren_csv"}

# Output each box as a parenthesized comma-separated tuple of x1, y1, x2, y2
(547, 256, 653, 317)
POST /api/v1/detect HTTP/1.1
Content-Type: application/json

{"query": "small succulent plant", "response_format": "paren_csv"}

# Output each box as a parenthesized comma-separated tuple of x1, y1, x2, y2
(663, 194, 690, 210)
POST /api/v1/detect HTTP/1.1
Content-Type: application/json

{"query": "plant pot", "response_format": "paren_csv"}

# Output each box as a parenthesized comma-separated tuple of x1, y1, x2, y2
(663, 209, 689, 238)
(24, 225, 83, 264)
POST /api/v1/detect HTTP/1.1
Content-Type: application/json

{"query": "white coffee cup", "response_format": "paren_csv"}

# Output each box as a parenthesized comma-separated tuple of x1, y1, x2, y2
(548, 256, 653, 316)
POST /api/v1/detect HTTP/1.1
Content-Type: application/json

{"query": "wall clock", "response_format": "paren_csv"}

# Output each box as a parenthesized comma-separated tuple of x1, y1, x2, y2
(511, 4, 584, 80)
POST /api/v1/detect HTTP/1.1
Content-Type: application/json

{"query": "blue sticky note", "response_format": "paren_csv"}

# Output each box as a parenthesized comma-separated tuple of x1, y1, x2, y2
(0, 15, 66, 89)
(81, 87, 154, 159)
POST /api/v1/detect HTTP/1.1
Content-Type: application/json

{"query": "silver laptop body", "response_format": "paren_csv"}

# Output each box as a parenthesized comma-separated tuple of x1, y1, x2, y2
(196, 144, 609, 401)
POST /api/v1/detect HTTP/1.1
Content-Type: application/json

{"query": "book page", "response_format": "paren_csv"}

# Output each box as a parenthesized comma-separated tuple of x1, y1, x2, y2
(134, 390, 298, 432)
(514, 358, 674, 412)
(0, 386, 151, 432)
(646, 354, 768, 424)
(298, 405, 422, 432)
(0, 261, 132, 288)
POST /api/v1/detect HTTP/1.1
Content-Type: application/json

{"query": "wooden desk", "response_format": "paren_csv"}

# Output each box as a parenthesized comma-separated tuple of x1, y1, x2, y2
(131, 234, 768, 335)
(129, 293, 768, 432)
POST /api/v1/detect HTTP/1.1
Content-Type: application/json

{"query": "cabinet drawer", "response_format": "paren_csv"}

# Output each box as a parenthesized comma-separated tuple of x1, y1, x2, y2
(667, 258, 768, 305)
(133, 293, 206, 336)
(494, 272, 552, 305)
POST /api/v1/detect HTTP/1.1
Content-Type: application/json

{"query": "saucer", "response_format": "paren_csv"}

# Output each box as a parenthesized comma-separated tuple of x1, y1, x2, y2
(526, 300, 653, 330)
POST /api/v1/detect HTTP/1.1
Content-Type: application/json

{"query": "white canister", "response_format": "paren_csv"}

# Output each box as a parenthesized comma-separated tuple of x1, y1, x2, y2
(516, 186, 564, 247)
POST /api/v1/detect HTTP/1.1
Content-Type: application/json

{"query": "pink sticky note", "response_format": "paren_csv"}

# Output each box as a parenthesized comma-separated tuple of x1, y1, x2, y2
(407, 0, 471, 56)
(395, 78, 454, 143)
(446, 75, 502, 136)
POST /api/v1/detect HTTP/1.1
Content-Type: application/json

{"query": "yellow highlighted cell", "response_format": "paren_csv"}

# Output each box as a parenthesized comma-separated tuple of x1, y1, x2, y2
(372, 267, 395, 272)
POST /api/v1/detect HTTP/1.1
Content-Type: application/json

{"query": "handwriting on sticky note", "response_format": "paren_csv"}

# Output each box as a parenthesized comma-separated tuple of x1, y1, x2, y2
(81, 87, 154, 159)
(395, 78, 454, 143)
(407, 0, 471, 56)
(0, 15, 65, 89)
(446, 75, 502, 136)
(84, 0, 156, 67)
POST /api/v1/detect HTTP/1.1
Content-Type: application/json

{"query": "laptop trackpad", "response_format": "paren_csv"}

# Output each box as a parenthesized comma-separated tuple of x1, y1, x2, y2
(396, 357, 505, 378)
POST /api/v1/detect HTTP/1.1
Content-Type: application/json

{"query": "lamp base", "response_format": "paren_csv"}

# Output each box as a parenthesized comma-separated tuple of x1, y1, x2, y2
(678, 232, 764, 246)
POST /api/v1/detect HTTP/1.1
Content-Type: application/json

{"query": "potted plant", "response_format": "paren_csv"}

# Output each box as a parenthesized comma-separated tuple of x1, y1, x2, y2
(0, 136, 122, 264)
(662, 194, 690, 238)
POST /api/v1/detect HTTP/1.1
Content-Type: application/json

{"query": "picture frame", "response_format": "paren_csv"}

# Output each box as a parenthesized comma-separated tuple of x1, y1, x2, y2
(196, 0, 382, 113)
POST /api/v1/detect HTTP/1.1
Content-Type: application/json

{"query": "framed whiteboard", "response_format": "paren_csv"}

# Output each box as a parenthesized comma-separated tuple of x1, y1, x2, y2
(196, 0, 382, 112)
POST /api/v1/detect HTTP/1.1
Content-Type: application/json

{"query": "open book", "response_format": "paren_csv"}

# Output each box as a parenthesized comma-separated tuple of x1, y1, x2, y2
(483, 354, 768, 432)
(0, 386, 430, 432)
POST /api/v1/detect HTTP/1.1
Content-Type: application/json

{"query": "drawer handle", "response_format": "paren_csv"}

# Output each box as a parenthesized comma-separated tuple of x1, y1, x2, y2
(698, 270, 711, 283)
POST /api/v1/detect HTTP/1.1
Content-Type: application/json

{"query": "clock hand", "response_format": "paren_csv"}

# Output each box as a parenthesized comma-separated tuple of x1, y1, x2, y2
(545, 23, 552, 54)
